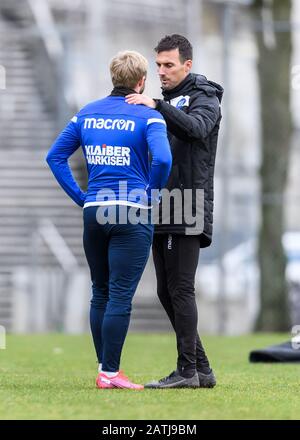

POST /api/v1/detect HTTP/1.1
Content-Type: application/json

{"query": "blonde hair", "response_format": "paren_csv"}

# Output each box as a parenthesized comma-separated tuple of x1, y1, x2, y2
(110, 50, 148, 89)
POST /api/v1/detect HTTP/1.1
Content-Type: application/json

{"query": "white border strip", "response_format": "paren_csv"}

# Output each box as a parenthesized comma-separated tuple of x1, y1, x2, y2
(147, 118, 166, 125)
(84, 200, 152, 209)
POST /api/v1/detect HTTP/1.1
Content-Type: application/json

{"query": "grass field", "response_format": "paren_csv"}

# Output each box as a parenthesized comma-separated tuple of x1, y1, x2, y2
(0, 332, 299, 420)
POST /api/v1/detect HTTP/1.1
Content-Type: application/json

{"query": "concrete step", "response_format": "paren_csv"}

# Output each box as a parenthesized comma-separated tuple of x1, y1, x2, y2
(0, 60, 33, 69)
(0, 114, 56, 123)
(2, 78, 35, 87)
(0, 121, 55, 129)
(2, 85, 46, 93)
(0, 256, 86, 267)
(0, 121, 55, 131)
(0, 179, 62, 188)
(0, 207, 82, 217)
(0, 129, 54, 138)
(0, 169, 58, 178)
(0, 69, 35, 77)
(0, 150, 52, 158)
(0, 235, 83, 246)
(4, 86, 43, 95)
(0, 47, 30, 55)
(0, 140, 55, 148)
(0, 117, 53, 126)
(0, 214, 83, 223)
(0, 52, 29, 60)
(0, 223, 82, 233)
(1, 159, 79, 169)
(0, 243, 84, 254)
(4, 104, 47, 113)
(0, 183, 71, 192)
(0, 168, 83, 178)
(0, 248, 83, 262)
(0, 198, 76, 207)
(0, 187, 82, 196)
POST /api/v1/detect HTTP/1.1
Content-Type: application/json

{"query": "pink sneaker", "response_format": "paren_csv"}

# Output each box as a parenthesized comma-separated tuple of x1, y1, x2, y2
(96, 373, 114, 389)
(98, 371, 144, 390)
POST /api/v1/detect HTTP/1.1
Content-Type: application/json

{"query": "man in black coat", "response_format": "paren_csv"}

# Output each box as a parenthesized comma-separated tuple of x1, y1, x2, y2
(126, 34, 223, 388)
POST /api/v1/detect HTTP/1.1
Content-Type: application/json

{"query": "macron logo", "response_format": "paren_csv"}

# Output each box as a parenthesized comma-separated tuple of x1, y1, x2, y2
(83, 117, 135, 131)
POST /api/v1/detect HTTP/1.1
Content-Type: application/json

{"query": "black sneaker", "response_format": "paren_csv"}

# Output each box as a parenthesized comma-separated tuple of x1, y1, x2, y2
(144, 370, 199, 389)
(197, 369, 216, 388)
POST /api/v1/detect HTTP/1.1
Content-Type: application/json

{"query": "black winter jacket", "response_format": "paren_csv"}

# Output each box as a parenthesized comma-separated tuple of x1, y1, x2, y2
(154, 73, 223, 248)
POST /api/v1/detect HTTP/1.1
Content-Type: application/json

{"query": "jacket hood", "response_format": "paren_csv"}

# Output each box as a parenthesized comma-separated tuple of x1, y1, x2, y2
(193, 74, 224, 103)
(162, 73, 224, 103)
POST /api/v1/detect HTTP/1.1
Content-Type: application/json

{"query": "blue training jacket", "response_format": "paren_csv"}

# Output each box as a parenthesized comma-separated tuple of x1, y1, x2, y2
(46, 94, 172, 208)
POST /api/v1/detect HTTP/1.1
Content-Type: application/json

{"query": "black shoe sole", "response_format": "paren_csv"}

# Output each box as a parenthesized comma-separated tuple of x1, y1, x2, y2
(144, 384, 200, 389)
(199, 382, 216, 388)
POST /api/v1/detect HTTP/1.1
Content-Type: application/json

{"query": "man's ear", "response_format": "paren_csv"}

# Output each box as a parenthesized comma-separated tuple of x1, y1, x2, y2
(137, 76, 146, 93)
(184, 59, 193, 73)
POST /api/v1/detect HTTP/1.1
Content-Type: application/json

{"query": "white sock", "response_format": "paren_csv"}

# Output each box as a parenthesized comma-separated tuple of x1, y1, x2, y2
(102, 370, 118, 378)
(98, 363, 102, 373)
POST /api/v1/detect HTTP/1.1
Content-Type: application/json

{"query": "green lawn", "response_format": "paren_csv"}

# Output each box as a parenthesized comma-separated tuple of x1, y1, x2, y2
(0, 333, 299, 420)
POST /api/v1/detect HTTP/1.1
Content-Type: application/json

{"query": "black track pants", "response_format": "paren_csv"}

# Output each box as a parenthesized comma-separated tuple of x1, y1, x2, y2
(152, 233, 211, 376)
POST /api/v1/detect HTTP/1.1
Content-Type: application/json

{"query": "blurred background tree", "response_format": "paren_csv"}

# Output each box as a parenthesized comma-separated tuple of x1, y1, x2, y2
(253, 0, 292, 330)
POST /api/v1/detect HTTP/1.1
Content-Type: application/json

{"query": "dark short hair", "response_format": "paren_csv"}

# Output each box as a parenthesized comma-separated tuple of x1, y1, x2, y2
(154, 34, 193, 63)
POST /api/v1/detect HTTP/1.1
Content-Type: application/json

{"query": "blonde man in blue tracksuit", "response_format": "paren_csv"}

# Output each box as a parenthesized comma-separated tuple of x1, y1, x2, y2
(46, 51, 172, 389)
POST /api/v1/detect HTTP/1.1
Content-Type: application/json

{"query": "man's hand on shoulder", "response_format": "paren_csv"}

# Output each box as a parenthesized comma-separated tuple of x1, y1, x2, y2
(125, 93, 156, 108)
